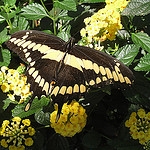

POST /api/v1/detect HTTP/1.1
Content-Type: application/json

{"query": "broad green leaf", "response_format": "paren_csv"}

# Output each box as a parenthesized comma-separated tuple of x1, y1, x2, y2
(12, 97, 50, 118)
(0, 28, 9, 44)
(3, 0, 16, 6)
(134, 53, 150, 71)
(46, 134, 70, 150)
(21, 3, 49, 20)
(35, 110, 50, 125)
(123, 73, 150, 109)
(54, 0, 77, 11)
(1, 10, 16, 20)
(11, 16, 29, 33)
(82, 130, 101, 148)
(115, 44, 139, 66)
(80, 0, 104, 3)
(0, 48, 11, 67)
(122, 0, 150, 16)
(131, 32, 150, 53)
(0, 15, 5, 23)
(2, 98, 12, 110)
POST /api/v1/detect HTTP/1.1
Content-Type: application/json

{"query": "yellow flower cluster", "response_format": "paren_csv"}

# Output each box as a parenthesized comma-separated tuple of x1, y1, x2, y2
(0, 66, 31, 104)
(50, 100, 87, 137)
(0, 117, 35, 150)
(125, 108, 150, 148)
(80, 0, 130, 47)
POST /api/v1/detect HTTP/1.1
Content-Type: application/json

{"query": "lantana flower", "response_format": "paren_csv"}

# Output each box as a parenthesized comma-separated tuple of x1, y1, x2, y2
(0, 117, 35, 150)
(50, 100, 87, 137)
(0, 66, 31, 104)
(125, 108, 150, 149)
(80, 0, 130, 48)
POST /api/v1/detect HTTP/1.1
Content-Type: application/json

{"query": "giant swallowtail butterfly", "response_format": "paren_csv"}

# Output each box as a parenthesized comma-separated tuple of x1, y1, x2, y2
(6, 30, 134, 117)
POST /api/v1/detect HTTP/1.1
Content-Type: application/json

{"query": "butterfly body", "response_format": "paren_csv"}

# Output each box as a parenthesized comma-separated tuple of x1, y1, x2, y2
(6, 30, 134, 115)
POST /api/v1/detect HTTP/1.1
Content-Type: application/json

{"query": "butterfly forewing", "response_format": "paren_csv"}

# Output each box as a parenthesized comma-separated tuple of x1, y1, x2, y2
(70, 45, 134, 88)
(5, 30, 134, 115)
(6, 30, 66, 63)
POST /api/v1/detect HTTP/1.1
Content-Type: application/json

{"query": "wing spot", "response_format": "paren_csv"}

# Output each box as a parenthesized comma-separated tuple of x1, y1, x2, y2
(118, 74, 125, 83)
(93, 63, 99, 74)
(39, 78, 45, 87)
(116, 62, 120, 67)
(32, 70, 39, 79)
(124, 77, 132, 84)
(38, 45, 50, 53)
(35, 75, 41, 83)
(17, 40, 26, 46)
(13, 39, 21, 44)
(32, 44, 42, 51)
(66, 86, 73, 94)
(59, 86, 67, 95)
(65, 55, 83, 72)
(28, 42, 36, 49)
(100, 66, 106, 75)
(105, 67, 113, 79)
(80, 84, 86, 93)
(25, 52, 30, 58)
(115, 66, 125, 83)
(112, 71, 118, 81)
(22, 35, 29, 39)
(30, 61, 35, 66)
(96, 77, 101, 84)
(115, 66, 121, 74)
(73, 84, 79, 93)
(27, 57, 32, 62)
(83, 59, 93, 70)
(28, 67, 35, 75)
(51, 86, 60, 96)
(102, 76, 107, 81)
(9, 37, 17, 43)
(42, 82, 49, 95)
(21, 41, 32, 48)
(23, 49, 28, 53)
(89, 80, 95, 86)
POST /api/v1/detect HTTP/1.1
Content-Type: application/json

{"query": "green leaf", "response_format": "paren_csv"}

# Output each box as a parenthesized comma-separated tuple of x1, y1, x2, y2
(54, 0, 77, 11)
(1, 10, 17, 20)
(123, 73, 150, 109)
(82, 130, 101, 148)
(0, 15, 5, 23)
(131, 32, 150, 53)
(3, 0, 16, 6)
(80, 0, 105, 3)
(0, 48, 11, 67)
(0, 28, 9, 44)
(21, 3, 49, 20)
(35, 110, 50, 125)
(122, 0, 150, 16)
(46, 134, 70, 150)
(115, 44, 139, 66)
(11, 16, 29, 33)
(57, 31, 70, 42)
(2, 98, 12, 110)
(12, 97, 50, 118)
(134, 53, 150, 71)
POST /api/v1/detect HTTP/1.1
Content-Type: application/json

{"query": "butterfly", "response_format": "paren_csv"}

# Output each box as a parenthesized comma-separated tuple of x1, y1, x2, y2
(6, 30, 134, 119)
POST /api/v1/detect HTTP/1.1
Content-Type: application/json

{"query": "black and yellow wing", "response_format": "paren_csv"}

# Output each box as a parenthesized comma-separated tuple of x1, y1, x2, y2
(6, 30, 134, 115)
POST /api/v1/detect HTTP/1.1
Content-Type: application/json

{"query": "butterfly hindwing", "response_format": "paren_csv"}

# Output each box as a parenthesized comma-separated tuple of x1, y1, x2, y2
(5, 30, 134, 115)
(69, 45, 134, 88)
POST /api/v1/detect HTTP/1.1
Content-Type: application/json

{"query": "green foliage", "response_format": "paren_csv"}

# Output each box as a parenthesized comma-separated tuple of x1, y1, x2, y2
(122, 0, 150, 16)
(21, 3, 49, 20)
(12, 97, 50, 118)
(0, 0, 150, 149)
